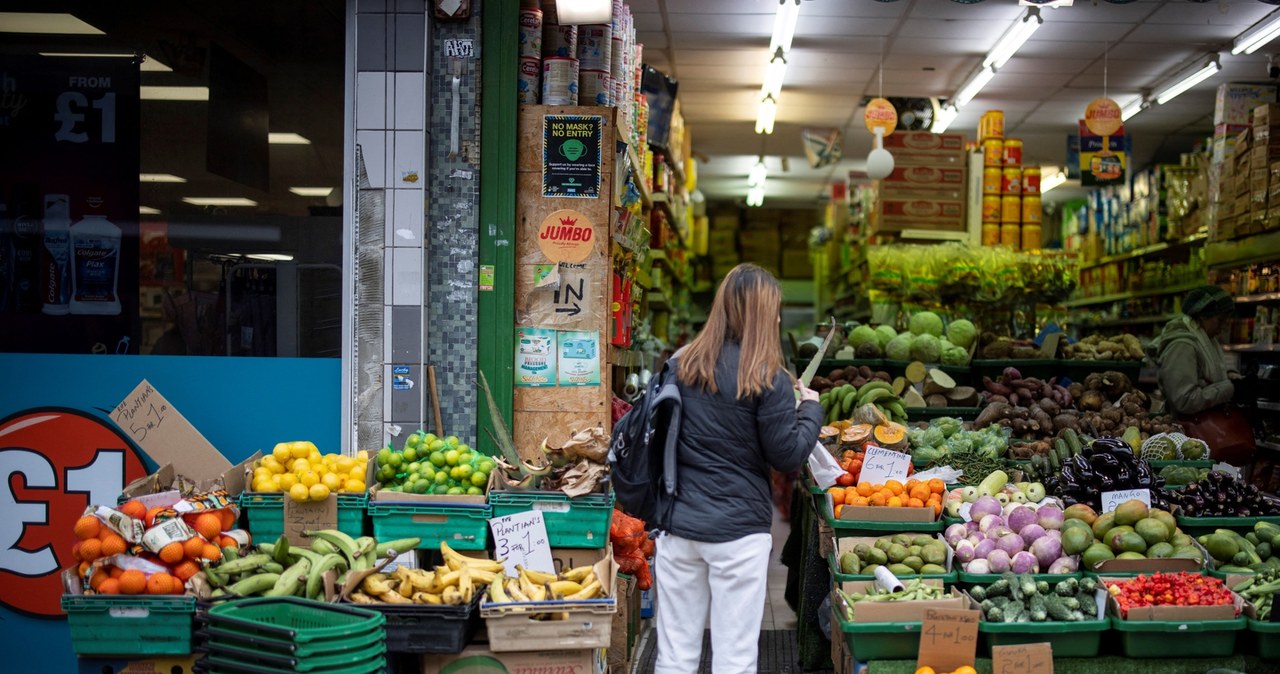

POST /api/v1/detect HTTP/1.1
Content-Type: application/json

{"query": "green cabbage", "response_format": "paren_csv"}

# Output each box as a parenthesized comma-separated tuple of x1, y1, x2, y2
(874, 325, 898, 350)
(910, 333, 942, 363)
(885, 333, 912, 360)
(947, 319, 977, 349)
(848, 325, 878, 348)
(909, 311, 944, 338)
(942, 345, 970, 366)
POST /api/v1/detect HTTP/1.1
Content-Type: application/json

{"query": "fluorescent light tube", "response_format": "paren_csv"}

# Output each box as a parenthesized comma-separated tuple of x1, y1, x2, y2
(289, 187, 334, 197)
(954, 67, 995, 108)
(1233, 9, 1280, 55)
(140, 173, 186, 183)
(1120, 97, 1145, 122)
(748, 162, 768, 189)
(932, 104, 959, 133)
(140, 86, 209, 101)
(762, 53, 788, 98)
(139, 206, 161, 215)
(554, 0, 611, 25)
(0, 12, 103, 34)
(269, 132, 312, 145)
(1041, 171, 1068, 193)
(1155, 56, 1220, 105)
(246, 254, 294, 262)
(746, 186, 765, 207)
(983, 9, 1043, 71)
(769, 0, 801, 54)
(182, 197, 258, 207)
(755, 96, 777, 135)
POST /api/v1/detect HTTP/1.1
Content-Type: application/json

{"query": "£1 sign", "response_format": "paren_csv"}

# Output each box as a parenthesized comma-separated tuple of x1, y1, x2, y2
(0, 409, 146, 616)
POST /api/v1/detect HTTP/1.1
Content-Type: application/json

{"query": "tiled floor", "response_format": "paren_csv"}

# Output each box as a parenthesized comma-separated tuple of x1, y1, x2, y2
(762, 505, 798, 631)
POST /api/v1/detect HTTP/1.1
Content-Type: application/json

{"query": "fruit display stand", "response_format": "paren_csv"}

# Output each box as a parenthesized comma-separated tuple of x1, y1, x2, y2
(62, 568, 197, 658)
(824, 492, 945, 536)
(833, 580, 968, 662)
(479, 547, 618, 652)
(239, 492, 367, 541)
(488, 483, 614, 548)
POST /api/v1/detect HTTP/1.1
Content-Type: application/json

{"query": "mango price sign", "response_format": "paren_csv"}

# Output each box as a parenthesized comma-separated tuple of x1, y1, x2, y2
(859, 445, 911, 486)
(1101, 489, 1150, 513)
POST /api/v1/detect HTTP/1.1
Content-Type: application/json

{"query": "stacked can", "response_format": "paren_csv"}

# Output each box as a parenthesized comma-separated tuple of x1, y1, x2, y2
(1000, 137, 1024, 250)
(577, 24, 612, 106)
(518, 7, 543, 103)
(979, 110, 1005, 246)
(1021, 166, 1042, 250)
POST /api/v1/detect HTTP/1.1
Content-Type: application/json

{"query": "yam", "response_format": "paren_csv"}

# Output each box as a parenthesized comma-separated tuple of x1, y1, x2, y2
(1037, 398, 1061, 417)
(858, 366, 874, 380)
(974, 402, 1013, 429)
(891, 376, 908, 396)
(902, 387, 928, 408)
(873, 370, 892, 382)
(905, 361, 928, 384)
(851, 376, 868, 389)
(926, 394, 949, 408)
(946, 386, 980, 407)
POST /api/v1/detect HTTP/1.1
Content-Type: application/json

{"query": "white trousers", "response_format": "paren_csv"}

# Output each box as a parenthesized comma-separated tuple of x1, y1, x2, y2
(653, 531, 773, 674)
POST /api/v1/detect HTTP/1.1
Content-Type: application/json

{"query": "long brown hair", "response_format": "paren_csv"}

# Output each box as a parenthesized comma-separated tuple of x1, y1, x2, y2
(677, 263, 787, 398)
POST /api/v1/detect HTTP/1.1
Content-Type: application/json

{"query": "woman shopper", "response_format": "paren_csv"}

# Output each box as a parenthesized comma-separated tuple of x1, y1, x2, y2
(654, 263, 824, 674)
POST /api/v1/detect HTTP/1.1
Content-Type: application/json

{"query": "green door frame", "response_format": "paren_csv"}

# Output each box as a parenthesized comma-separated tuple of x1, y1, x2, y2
(477, 0, 518, 456)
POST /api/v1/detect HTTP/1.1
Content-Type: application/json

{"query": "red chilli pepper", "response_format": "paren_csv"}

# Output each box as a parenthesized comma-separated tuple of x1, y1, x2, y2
(1106, 572, 1236, 617)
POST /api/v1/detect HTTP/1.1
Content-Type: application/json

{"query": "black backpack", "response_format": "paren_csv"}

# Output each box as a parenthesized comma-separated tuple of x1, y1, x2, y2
(608, 357, 682, 530)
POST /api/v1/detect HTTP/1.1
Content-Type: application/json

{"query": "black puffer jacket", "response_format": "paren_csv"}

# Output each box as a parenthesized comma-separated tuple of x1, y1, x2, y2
(665, 341, 824, 543)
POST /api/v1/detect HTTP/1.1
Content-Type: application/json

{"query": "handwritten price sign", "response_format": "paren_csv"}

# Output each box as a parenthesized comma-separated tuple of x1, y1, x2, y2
(1101, 489, 1150, 513)
(489, 510, 555, 577)
(917, 608, 978, 673)
(859, 445, 911, 486)
(993, 643, 1053, 674)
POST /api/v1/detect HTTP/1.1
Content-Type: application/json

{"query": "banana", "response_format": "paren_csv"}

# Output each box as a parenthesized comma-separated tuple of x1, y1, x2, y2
(436, 568, 462, 588)
(356, 536, 377, 565)
(517, 565, 557, 585)
(362, 573, 392, 596)
(561, 565, 594, 582)
(306, 554, 349, 600)
(397, 577, 415, 598)
(489, 576, 510, 603)
(214, 554, 272, 576)
(262, 562, 285, 574)
(265, 557, 310, 597)
(546, 581, 562, 601)
(548, 580, 583, 596)
(856, 380, 893, 398)
(441, 542, 506, 573)
(287, 546, 322, 565)
(376, 538, 421, 557)
(519, 571, 546, 601)
(566, 579, 602, 600)
(272, 534, 292, 566)
(409, 569, 436, 593)
(304, 529, 359, 562)
(459, 566, 473, 604)
(349, 591, 376, 604)
(506, 578, 531, 602)
(467, 568, 498, 585)
(419, 591, 443, 605)
(310, 538, 337, 556)
(858, 387, 897, 408)
(379, 591, 412, 604)
(442, 586, 464, 605)
(228, 573, 281, 596)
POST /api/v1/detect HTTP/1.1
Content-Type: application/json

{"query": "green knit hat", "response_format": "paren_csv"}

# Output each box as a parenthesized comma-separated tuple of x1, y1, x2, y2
(1183, 285, 1233, 318)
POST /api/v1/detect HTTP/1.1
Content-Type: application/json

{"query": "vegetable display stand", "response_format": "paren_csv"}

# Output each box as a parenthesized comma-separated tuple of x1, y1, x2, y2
(958, 571, 1079, 586)
(1059, 359, 1142, 382)
(905, 406, 983, 423)
(239, 492, 367, 540)
(1250, 618, 1280, 660)
(62, 594, 196, 657)
(367, 502, 491, 550)
(836, 620, 924, 661)
(979, 618, 1107, 657)
(883, 359, 970, 383)
(488, 489, 613, 548)
(1109, 615, 1246, 658)
(1175, 515, 1280, 537)
(829, 554, 956, 585)
(349, 593, 482, 654)
(972, 359, 1059, 381)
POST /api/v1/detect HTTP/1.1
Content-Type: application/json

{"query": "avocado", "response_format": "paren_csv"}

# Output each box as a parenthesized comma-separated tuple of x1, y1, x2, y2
(887, 563, 916, 577)
(887, 543, 910, 564)
(902, 555, 925, 572)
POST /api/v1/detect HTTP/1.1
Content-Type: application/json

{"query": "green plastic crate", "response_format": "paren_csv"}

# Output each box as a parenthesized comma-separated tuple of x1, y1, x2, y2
(1175, 515, 1280, 537)
(206, 597, 384, 644)
(837, 620, 924, 661)
(824, 511, 943, 536)
(979, 618, 1107, 657)
(1251, 618, 1280, 660)
(828, 552, 956, 585)
(239, 492, 367, 540)
(958, 571, 1080, 586)
(62, 594, 196, 657)
(205, 638, 385, 671)
(1110, 615, 1246, 658)
(489, 489, 613, 548)
(203, 651, 384, 674)
(1148, 460, 1214, 469)
(368, 502, 491, 550)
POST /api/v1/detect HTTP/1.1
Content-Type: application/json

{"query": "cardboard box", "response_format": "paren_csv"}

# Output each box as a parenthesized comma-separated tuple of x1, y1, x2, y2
(828, 492, 939, 523)
(879, 165, 967, 190)
(831, 600, 852, 674)
(1089, 555, 1202, 575)
(836, 579, 966, 622)
(831, 534, 954, 574)
(875, 196, 966, 233)
(609, 573, 636, 673)
(1254, 102, 1280, 128)
(481, 546, 618, 652)
(1216, 83, 1278, 127)
(881, 131, 965, 154)
(1105, 582, 1243, 622)
(422, 645, 606, 674)
(1252, 144, 1280, 169)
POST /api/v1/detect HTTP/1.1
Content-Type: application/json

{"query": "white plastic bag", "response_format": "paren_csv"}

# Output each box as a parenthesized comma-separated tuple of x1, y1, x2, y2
(808, 442, 845, 489)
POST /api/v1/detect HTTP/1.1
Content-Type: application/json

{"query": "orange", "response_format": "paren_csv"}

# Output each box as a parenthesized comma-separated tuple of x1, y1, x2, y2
(915, 668, 936, 674)
(856, 482, 874, 498)
(145, 506, 166, 527)
(118, 570, 147, 595)
(183, 537, 206, 559)
(119, 500, 147, 520)
(71, 541, 82, 560)
(109, 567, 125, 579)
(833, 504, 843, 519)
(844, 490, 859, 506)
(829, 487, 846, 504)
(219, 535, 238, 549)
(869, 492, 887, 507)
(907, 498, 924, 509)
(932, 502, 942, 517)
(100, 533, 126, 557)
(218, 508, 236, 531)
(952, 667, 977, 674)
(146, 572, 174, 595)
(853, 496, 870, 507)
(884, 479, 904, 496)
(79, 538, 102, 562)
(73, 516, 102, 540)
(89, 570, 109, 591)
(887, 496, 903, 508)
(171, 577, 187, 594)
(927, 478, 946, 494)
(97, 578, 120, 595)
(78, 561, 91, 576)
(194, 513, 222, 540)
(172, 560, 200, 582)
(904, 479, 919, 492)
(201, 543, 222, 562)
(159, 542, 185, 564)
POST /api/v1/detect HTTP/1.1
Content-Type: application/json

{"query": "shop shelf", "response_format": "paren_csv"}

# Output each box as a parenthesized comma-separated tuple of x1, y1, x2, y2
(824, 513, 943, 535)
(971, 359, 1059, 381)
(62, 594, 196, 657)
(906, 406, 983, 422)
(836, 620, 924, 661)
(1174, 515, 1280, 537)
(979, 618, 1108, 657)
(1057, 359, 1142, 383)
(488, 489, 613, 548)
(239, 492, 367, 541)
(1110, 615, 1245, 658)
(1251, 618, 1280, 660)
(1061, 281, 1204, 308)
(1147, 460, 1214, 469)
(205, 597, 384, 644)
(367, 502, 491, 550)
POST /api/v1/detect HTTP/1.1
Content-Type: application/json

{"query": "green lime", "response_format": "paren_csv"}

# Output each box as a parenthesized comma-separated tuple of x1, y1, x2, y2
(447, 486, 465, 495)
(457, 451, 474, 466)
(407, 461, 420, 473)
(444, 436, 460, 449)
(445, 449, 460, 466)
(470, 471, 489, 487)
(405, 432, 423, 449)
(386, 453, 403, 468)
(434, 472, 449, 485)
(434, 484, 452, 495)
(428, 439, 445, 451)
(403, 447, 418, 462)
(430, 451, 447, 467)
(454, 464, 473, 480)
(423, 432, 438, 444)
(477, 459, 495, 474)
(376, 448, 393, 466)
(466, 486, 483, 496)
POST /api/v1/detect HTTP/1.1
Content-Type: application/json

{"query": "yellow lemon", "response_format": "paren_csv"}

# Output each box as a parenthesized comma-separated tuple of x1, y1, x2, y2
(289, 441, 310, 459)
(292, 459, 311, 474)
(356, 449, 370, 461)
(300, 471, 320, 488)
(288, 483, 310, 502)
(253, 467, 272, 481)
(261, 455, 282, 471)
(343, 478, 366, 493)
(251, 478, 270, 492)
(349, 464, 366, 479)
(271, 443, 292, 462)
(321, 472, 343, 491)
(309, 483, 331, 501)
(336, 457, 355, 473)
(278, 473, 298, 490)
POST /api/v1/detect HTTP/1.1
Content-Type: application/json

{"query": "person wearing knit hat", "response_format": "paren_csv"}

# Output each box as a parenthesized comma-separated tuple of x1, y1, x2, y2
(1152, 285, 1237, 417)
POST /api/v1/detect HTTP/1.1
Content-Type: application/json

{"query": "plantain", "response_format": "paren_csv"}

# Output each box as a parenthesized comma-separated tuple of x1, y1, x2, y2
(489, 576, 511, 603)
(375, 538, 422, 557)
(379, 591, 412, 604)
(306, 553, 349, 600)
(566, 579, 602, 600)
(303, 529, 359, 562)
(272, 534, 292, 566)
(518, 565, 558, 585)
(214, 553, 272, 576)
(459, 566, 473, 604)
(349, 591, 376, 604)
(397, 577, 414, 598)
(362, 573, 392, 596)
(506, 578, 531, 602)
(412, 591, 440, 604)
(228, 573, 281, 597)
(442, 586, 465, 605)
(548, 580, 583, 596)
(264, 557, 310, 597)
(560, 565, 594, 582)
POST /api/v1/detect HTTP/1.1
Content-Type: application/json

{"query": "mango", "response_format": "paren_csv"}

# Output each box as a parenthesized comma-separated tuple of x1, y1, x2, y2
(1116, 551, 1147, 560)
(887, 563, 916, 577)
(1113, 499, 1149, 527)
(887, 543, 909, 564)
(902, 556, 925, 572)
(1062, 527, 1094, 556)
(919, 563, 947, 575)
(1204, 533, 1240, 563)
(1148, 508, 1176, 534)
(1147, 542, 1175, 558)
(1135, 518, 1171, 547)
(1082, 543, 1116, 570)
(839, 551, 861, 575)
(1092, 512, 1116, 542)
(1064, 503, 1098, 526)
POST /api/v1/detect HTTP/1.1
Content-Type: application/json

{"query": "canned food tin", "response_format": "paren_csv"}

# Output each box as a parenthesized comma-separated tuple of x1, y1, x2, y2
(542, 56, 579, 105)
(1022, 224, 1042, 251)
(579, 69, 611, 106)
(983, 138, 1004, 167)
(610, 36, 625, 80)
(983, 167, 1002, 194)
(981, 110, 1005, 141)
(982, 223, 1001, 246)
(576, 24, 613, 71)
(518, 57, 541, 103)
(1022, 195, 1043, 223)
(1002, 167, 1022, 195)
(543, 23, 576, 58)
(1003, 138, 1023, 166)
(519, 8, 543, 60)
(1001, 195, 1022, 223)
(1001, 224, 1022, 250)
(1022, 167, 1041, 194)
(982, 195, 1002, 221)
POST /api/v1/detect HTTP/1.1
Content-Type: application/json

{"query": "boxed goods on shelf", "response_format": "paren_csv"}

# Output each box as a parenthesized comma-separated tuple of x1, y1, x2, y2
(828, 534, 955, 584)
(966, 575, 1108, 657)
(1105, 572, 1246, 658)
(832, 578, 967, 661)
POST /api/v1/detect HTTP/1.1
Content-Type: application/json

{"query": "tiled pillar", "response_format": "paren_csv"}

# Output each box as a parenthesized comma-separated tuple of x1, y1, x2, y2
(350, 0, 482, 449)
